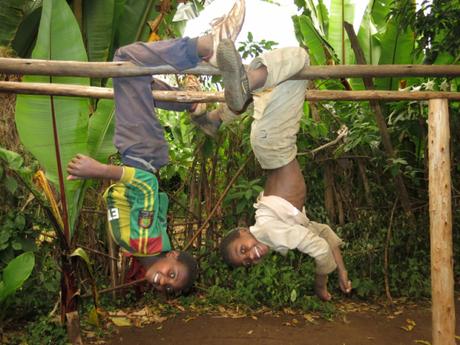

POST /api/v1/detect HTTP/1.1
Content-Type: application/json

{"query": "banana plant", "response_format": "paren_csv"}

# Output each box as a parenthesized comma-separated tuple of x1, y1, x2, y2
(0, 0, 42, 50)
(14, 0, 115, 342)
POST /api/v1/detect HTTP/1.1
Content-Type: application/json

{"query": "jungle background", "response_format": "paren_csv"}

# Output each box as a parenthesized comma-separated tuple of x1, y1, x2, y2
(0, 0, 459, 343)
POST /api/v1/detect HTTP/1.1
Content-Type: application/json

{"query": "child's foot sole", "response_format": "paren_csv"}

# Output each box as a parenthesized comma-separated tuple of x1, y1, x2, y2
(216, 39, 252, 113)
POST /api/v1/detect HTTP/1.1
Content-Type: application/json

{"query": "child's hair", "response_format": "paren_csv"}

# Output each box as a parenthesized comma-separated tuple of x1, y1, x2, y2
(219, 227, 244, 267)
(176, 251, 199, 294)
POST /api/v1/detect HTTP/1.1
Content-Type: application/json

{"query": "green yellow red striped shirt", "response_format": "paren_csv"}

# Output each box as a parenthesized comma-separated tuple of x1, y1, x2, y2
(103, 167, 171, 256)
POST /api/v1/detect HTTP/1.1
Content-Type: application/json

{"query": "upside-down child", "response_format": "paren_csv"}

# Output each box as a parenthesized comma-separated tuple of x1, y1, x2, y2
(215, 39, 352, 300)
(67, 0, 247, 295)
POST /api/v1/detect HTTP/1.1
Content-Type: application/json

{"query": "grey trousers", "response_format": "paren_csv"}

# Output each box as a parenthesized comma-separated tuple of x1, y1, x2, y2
(113, 37, 201, 171)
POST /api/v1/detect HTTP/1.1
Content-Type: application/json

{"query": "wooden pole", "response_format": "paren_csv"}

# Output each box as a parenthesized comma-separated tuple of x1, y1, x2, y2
(2, 57, 460, 78)
(2, 81, 460, 101)
(428, 99, 455, 345)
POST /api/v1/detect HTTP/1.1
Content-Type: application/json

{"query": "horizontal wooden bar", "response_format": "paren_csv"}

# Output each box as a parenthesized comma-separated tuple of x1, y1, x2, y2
(1, 81, 460, 102)
(1, 57, 460, 79)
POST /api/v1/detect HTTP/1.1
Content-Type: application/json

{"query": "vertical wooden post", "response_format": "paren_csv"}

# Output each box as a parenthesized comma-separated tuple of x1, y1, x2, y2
(428, 99, 455, 345)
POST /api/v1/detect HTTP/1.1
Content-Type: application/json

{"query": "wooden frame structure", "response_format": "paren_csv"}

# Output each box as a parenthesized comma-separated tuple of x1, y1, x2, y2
(0, 57, 457, 345)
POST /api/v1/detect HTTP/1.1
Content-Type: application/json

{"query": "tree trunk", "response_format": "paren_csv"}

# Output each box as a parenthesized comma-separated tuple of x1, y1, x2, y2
(344, 22, 412, 214)
(324, 161, 336, 223)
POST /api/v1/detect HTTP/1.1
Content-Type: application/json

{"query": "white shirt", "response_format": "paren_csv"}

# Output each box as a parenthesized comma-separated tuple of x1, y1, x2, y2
(250, 193, 338, 274)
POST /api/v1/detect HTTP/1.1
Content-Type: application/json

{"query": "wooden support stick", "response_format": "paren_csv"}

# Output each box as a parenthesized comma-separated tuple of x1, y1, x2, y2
(2, 81, 460, 101)
(428, 99, 455, 345)
(2, 57, 460, 78)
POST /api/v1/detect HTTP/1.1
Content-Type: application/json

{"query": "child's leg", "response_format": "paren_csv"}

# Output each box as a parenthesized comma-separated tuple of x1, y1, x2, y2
(113, 38, 202, 171)
(249, 48, 309, 170)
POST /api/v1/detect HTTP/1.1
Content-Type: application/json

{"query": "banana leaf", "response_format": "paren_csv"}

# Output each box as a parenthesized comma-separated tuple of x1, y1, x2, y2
(84, 0, 114, 64)
(0, 0, 39, 48)
(114, 0, 159, 46)
(328, 0, 355, 64)
(15, 0, 90, 236)
(293, 15, 328, 66)
(374, 17, 415, 90)
(370, 0, 393, 32)
(349, 0, 382, 90)
(87, 80, 116, 163)
(11, 5, 41, 58)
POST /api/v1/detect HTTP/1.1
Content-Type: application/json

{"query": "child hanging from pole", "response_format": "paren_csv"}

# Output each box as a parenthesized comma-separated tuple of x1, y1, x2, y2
(67, 0, 246, 295)
(215, 39, 352, 301)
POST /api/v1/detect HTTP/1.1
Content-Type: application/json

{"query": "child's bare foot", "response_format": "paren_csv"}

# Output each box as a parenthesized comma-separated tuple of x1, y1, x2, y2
(67, 154, 105, 180)
(314, 274, 332, 301)
(338, 268, 352, 294)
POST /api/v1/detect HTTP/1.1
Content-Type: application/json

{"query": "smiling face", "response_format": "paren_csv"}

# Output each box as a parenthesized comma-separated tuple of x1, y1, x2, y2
(144, 251, 188, 294)
(226, 228, 270, 267)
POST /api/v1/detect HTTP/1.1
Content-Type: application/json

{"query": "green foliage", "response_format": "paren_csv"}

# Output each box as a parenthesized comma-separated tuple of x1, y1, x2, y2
(225, 178, 263, 216)
(25, 315, 68, 345)
(389, 0, 460, 64)
(15, 0, 91, 234)
(0, 252, 35, 304)
(0, 0, 40, 48)
(237, 32, 278, 59)
(200, 251, 335, 314)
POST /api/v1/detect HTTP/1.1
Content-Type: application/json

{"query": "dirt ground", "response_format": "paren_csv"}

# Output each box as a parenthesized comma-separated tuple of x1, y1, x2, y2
(105, 298, 460, 345)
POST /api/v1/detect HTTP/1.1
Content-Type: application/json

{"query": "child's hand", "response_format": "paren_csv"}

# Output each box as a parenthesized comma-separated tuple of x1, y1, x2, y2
(67, 154, 103, 180)
(338, 269, 352, 294)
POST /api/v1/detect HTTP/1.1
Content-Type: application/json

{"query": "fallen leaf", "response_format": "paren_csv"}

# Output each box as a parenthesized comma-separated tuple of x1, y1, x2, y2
(110, 316, 132, 327)
(183, 316, 196, 323)
(251, 316, 258, 320)
(247, 330, 254, 335)
(414, 340, 431, 345)
(82, 331, 97, 338)
(175, 305, 185, 312)
(303, 314, 316, 323)
(401, 318, 416, 331)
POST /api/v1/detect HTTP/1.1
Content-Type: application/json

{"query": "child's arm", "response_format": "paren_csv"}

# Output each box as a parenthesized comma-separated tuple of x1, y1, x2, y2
(331, 245, 352, 294)
(67, 154, 123, 181)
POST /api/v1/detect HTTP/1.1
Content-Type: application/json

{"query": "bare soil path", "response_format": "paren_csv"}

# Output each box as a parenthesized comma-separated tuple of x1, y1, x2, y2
(106, 299, 460, 345)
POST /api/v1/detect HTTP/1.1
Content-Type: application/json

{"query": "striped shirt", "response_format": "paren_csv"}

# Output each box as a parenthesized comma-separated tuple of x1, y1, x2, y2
(103, 167, 171, 256)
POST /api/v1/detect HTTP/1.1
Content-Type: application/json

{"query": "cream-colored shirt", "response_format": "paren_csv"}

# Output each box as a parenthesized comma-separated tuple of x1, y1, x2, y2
(249, 193, 341, 274)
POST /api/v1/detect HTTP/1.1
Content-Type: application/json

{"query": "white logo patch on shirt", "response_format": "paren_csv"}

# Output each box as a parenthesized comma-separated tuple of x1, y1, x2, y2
(108, 208, 120, 221)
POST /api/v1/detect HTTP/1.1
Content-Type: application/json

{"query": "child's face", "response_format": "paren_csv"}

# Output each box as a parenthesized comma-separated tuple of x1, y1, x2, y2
(228, 228, 270, 267)
(145, 251, 187, 294)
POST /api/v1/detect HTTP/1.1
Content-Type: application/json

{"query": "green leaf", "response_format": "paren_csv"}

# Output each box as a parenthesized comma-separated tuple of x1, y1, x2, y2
(293, 15, 327, 65)
(328, 0, 355, 64)
(0, 146, 24, 170)
(5, 175, 18, 194)
(375, 14, 416, 90)
(11, 5, 41, 57)
(0, 0, 38, 48)
(114, 0, 159, 46)
(290, 289, 298, 303)
(0, 251, 35, 302)
(71, 247, 99, 306)
(87, 81, 116, 163)
(84, 0, 114, 63)
(15, 0, 90, 235)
